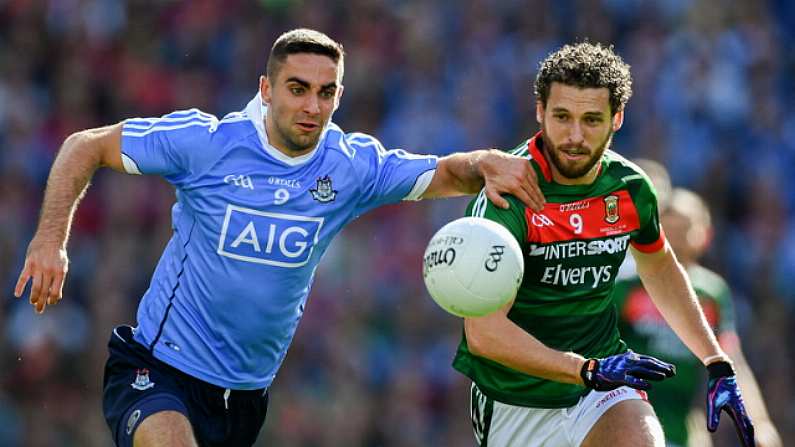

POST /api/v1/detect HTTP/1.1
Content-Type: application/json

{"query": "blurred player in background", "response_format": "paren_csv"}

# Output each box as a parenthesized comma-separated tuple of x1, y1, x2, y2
(12, 28, 545, 447)
(453, 42, 755, 447)
(613, 187, 782, 447)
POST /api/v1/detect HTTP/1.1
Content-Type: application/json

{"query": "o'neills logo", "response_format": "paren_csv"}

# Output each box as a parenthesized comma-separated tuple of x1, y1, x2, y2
(603, 195, 619, 224)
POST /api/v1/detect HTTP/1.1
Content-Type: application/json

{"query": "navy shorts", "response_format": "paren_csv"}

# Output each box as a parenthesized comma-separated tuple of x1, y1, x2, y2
(102, 325, 269, 447)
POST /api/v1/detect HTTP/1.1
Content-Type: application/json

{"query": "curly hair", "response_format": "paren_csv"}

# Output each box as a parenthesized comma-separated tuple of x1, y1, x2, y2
(534, 42, 632, 115)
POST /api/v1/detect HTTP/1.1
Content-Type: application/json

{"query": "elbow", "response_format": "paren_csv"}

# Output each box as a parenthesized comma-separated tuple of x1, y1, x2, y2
(464, 319, 491, 357)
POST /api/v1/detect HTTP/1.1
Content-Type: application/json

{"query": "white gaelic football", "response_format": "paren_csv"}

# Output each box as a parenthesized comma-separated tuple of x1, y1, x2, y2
(422, 217, 524, 317)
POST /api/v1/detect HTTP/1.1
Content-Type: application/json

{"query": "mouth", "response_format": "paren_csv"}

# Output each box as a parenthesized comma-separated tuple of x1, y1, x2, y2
(295, 122, 320, 133)
(559, 148, 589, 162)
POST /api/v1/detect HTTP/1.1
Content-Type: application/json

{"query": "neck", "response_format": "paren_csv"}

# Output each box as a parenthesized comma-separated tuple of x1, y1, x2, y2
(546, 155, 601, 186)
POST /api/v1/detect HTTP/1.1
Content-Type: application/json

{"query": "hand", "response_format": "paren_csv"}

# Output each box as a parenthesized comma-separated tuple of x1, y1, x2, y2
(706, 361, 755, 447)
(479, 150, 545, 212)
(14, 237, 69, 314)
(580, 350, 676, 391)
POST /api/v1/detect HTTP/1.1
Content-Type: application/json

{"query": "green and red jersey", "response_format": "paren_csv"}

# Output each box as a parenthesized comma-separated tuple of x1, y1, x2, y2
(453, 133, 665, 408)
(612, 264, 737, 446)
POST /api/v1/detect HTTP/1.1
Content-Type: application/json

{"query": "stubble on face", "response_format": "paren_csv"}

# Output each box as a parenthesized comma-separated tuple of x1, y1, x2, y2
(540, 125, 613, 179)
(262, 53, 341, 156)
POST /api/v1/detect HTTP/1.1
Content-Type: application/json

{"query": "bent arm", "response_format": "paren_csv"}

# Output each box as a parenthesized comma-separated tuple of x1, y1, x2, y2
(421, 150, 544, 212)
(36, 123, 125, 245)
(14, 123, 125, 312)
(464, 301, 586, 385)
(632, 244, 727, 364)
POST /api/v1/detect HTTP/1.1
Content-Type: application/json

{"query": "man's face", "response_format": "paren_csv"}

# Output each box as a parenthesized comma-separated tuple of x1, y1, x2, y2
(661, 209, 706, 263)
(537, 83, 623, 182)
(261, 53, 343, 154)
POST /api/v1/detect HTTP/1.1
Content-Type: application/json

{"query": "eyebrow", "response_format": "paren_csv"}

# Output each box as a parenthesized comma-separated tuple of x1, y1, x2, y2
(284, 77, 338, 90)
(551, 107, 605, 116)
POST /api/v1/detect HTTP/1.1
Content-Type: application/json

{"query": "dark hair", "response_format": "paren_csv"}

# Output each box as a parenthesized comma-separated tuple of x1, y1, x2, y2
(266, 28, 345, 80)
(534, 42, 632, 115)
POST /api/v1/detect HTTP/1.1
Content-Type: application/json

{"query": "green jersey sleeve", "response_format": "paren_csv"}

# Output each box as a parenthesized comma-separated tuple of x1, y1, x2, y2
(627, 170, 664, 252)
(465, 191, 528, 246)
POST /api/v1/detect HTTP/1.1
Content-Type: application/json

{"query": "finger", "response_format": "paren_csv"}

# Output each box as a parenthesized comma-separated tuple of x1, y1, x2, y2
(523, 168, 546, 209)
(36, 273, 55, 314)
(706, 395, 722, 432)
(48, 271, 65, 306)
(627, 365, 675, 382)
(30, 270, 44, 307)
(727, 406, 756, 447)
(518, 180, 544, 213)
(56, 271, 66, 302)
(14, 265, 32, 298)
(525, 181, 545, 212)
(486, 188, 509, 210)
(636, 355, 676, 377)
(510, 186, 537, 212)
(621, 375, 651, 391)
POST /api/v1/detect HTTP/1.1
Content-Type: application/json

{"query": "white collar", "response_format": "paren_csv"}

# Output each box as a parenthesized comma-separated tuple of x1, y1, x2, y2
(245, 94, 324, 166)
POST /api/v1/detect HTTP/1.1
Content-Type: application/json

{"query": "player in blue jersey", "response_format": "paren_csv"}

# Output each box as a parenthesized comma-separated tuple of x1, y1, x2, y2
(13, 29, 545, 447)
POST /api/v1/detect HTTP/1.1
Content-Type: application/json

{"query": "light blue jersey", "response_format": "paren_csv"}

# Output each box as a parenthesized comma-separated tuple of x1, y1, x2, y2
(120, 95, 437, 389)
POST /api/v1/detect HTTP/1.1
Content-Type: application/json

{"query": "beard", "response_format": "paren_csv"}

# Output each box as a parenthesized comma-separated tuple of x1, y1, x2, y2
(268, 103, 324, 153)
(540, 124, 613, 179)
(273, 118, 322, 153)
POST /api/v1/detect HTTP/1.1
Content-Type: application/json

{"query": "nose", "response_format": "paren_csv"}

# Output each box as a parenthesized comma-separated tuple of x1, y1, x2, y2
(303, 94, 320, 116)
(567, 122, 584, 146)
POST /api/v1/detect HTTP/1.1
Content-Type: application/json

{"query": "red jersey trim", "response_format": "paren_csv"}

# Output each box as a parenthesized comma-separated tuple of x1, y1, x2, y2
(524, 190, 641, 243)
(630, 228, 666, 253)
(528, 132, 552, 182)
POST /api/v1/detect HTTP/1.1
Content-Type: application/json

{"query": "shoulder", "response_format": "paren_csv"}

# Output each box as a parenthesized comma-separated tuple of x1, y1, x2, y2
(509, 139, 532, 158)
(335, 129, 387, 159)
(602, 150, 649, 183)
(124, 108, 218, 137)
(602, 150, 657, 197)
(124, 108, 256, 144)
(327, 128, 399, 165)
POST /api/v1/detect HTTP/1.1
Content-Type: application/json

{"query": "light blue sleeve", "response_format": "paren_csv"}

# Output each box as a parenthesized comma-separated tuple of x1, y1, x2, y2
(345, 132, 438, 215)
(120, 109, 219, 186)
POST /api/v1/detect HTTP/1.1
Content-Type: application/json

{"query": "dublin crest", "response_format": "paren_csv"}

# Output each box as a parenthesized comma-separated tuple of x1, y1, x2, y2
(131, 368, 155, 391)
(309, 176, 337, 203)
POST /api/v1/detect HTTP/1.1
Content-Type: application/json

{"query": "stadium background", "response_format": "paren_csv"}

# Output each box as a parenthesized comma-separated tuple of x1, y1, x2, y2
(1, 0, 793, 445)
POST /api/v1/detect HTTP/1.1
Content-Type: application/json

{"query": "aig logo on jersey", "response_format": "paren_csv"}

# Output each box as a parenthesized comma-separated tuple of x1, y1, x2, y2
(217, 204, 324, 267)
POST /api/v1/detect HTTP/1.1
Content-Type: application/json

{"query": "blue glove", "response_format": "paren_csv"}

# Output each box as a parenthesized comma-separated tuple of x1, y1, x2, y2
(706, 361, 755, 447)
(580, 349, 676, 391)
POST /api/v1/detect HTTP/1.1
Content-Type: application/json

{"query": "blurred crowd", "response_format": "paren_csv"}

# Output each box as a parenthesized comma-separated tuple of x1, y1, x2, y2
(1, 0, 793, 445)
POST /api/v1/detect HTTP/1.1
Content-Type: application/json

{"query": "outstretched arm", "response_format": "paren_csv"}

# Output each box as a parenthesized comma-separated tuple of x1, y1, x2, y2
(421, 149, 545, 212)
(633, 244, 756, 446)
(632, 243, 727, 363)
(14, 123, 125, 313)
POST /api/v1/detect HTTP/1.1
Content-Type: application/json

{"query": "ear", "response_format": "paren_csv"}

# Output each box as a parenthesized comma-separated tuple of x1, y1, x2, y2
(536, 100, 545, 125)
(612, 108, 624, 132)
(260, 75, 272, 105)
(333, 84, 345, 111)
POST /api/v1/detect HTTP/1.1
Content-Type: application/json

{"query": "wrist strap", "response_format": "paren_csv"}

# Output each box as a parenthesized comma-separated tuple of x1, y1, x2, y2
(702, 354, 729, 365)
(707, 360, 735, 379)
(580, 358, 598, 388)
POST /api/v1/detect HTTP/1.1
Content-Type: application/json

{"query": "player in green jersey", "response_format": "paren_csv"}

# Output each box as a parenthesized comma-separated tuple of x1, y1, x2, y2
(453, 42, 755, 447)
(613, 188, 782, 447)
